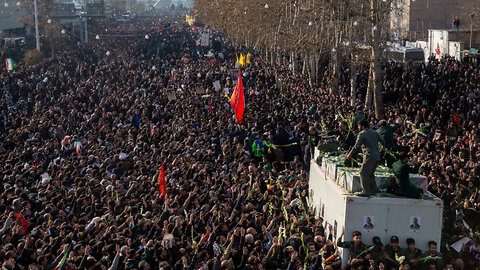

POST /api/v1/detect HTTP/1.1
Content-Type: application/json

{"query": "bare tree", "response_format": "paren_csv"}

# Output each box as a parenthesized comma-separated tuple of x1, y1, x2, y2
(194, 0, 394, 119)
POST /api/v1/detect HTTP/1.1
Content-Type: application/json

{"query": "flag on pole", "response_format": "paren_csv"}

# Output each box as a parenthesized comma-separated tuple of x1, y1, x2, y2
(230, 69, 245, 124)
(5, 58, 13, 71)
(74, 139, 83, 154)
(454, 110, 460, 126)
(204, 51, 214, 66)
(158, 163, 167, 200)
(246, 53, 252, 64)
(239, 54, 246, 66)
(16, 212, 29, 235)
(171, 67, 177, 81)
(53, 247, 71, 270)
(186, 15, 195, 26)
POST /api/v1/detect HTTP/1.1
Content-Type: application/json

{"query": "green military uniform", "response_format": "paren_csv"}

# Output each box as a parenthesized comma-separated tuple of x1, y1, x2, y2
(392, 160, 421, 199)
(377, 124, 400, 151)
(377, 123, 405, 167)
(405, 247, 422, 270)
(353, 111, 365, 127)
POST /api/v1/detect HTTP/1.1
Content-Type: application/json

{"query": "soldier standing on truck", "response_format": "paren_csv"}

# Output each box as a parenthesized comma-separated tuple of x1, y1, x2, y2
(346, 120, 385, 197)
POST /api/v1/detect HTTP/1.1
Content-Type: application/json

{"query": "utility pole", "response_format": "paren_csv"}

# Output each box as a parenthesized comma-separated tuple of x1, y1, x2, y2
(34, 0, 40, 51)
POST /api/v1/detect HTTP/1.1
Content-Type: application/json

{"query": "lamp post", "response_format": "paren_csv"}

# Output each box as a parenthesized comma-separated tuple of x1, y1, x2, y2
(84, 16, 88, 43)
(470, 13, 475, 49)
(34, 0, 40, 50)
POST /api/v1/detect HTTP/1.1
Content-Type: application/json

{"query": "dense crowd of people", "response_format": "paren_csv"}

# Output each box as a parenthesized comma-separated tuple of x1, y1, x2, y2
(0, 12, 479, 270)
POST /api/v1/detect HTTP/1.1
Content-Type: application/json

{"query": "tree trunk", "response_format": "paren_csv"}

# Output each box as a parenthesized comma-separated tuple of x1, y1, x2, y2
(302, 51, 308, 75)
(264, 47, 269, 63)
(309, 54, 316, 87)
(315, 53, 322, 87)
(276, 49, 281, 65)
(330, 47, 340, 95)
(371, 0, 385, 119)
(292, 51, 299, 74)
(270, 49, 276, 66)
(365, 65, 373, 110)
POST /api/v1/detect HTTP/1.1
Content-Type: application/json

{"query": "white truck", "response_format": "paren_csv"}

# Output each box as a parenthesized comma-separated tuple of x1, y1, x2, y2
(309, 156, 443, 267)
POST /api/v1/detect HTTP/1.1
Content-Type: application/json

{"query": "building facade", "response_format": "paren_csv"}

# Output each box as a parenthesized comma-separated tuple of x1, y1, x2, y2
(0, 0, 29, 32)
(390, 0, 476, 40)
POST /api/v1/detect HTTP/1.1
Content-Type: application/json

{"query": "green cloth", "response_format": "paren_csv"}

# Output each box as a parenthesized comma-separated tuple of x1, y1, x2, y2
(252, 140, 271, 157)
(392, 160, 421, 198)
(317, 141, 338, 153)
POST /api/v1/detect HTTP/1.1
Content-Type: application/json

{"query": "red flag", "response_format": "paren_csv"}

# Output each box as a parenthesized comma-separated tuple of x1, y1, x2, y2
(230, 70, 245, 124)
(454, 110, 460, 126)
(209, 104, 213, 112)
(158, 163, 167, 200)
(16, 212, 29, 235)
(194, 26, 198, 30)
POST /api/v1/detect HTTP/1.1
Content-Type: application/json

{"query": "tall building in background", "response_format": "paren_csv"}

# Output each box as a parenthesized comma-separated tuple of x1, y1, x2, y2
(390, 0, 476, 40)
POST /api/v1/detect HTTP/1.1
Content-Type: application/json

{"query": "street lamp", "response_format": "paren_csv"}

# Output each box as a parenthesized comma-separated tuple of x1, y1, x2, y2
(34, 0, 40, 50)
(470, 13, 475, 49)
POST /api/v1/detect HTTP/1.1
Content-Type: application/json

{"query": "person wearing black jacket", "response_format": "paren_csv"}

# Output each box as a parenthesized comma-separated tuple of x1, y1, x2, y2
(337, 226, 370, 268)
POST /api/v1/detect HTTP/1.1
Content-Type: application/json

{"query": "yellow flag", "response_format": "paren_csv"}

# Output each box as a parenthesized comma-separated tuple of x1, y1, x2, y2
(186, 15, 195, 26)
(239, 53, 246, 66)
(246, 53, 251, 64)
